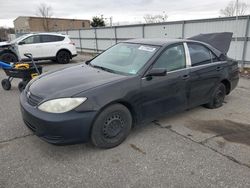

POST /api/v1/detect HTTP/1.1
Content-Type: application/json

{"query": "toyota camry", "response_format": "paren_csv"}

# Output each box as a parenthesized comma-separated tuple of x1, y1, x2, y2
(20, 33, 239, 148)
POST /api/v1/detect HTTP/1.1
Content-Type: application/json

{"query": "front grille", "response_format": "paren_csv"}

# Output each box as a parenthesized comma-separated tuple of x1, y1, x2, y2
(26, 91, 43, 106)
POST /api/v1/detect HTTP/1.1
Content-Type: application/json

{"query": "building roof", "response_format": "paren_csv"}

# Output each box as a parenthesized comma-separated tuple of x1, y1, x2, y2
(14, 16, 90, 22)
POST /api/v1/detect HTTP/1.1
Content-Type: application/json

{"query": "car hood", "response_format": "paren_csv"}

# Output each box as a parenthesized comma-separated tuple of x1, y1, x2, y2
(0, 41, 9, 46)
(28, 64, 127, 99)
(0, 42, 14, 49)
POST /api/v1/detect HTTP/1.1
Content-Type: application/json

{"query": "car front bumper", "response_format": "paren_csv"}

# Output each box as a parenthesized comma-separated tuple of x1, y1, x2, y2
(20, 92, 97, 145)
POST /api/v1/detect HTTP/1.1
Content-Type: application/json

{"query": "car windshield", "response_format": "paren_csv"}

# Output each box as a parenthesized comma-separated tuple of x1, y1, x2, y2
(90, 43, 159, 75)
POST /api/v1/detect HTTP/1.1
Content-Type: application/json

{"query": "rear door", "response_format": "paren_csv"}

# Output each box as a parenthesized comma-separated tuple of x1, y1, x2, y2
(40, 35, 65, 58)
(140, 43, 190, 121)
(186, 42, 226, 108)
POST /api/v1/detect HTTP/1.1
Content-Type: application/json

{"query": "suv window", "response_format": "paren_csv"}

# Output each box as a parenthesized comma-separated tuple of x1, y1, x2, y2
(22, 35, 41, 44)
(40, 35, 65, 43)
(188, 43, 218, 67)
(153, 44, 186, 72)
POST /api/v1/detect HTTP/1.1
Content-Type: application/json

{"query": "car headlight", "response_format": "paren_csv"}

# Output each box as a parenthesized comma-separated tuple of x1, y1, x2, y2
(38, 98, 87, 113)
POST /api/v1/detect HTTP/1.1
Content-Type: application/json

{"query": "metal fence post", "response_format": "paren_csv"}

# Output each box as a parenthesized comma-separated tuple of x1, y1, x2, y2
(78, 29, 82, 53)
(142, 24, 145, 38)
(94, 28, 98, 53)
(181, 21, 185, 39)
(114, 26, 118, 44)
(241, 16, 250, 68)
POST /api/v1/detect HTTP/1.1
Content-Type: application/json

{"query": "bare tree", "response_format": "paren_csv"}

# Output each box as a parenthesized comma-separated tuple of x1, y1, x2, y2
(144, 13, 168, 23)
(36, 3, 53, 32)
(220, 1, 248, 17)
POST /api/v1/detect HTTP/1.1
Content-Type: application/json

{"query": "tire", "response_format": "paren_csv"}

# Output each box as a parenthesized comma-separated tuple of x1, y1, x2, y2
(56, 51, 70, 64)
(1, 79, 11, 90)
(18, 80, 29, 92)
(204, 83, 226, 109)
(91, 104, 132, 149)
(0, 52, 18, 63)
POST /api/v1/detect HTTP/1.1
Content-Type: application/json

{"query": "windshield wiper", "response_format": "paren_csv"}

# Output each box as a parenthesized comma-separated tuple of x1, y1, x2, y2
(89, 63, 116, 74)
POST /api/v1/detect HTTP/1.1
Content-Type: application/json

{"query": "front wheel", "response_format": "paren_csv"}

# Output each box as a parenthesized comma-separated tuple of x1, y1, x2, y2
(0, 52, 18, 63)
(91, 104, 132, 149)
(204, 83, 226, 109)
(56, 51, 70, 64)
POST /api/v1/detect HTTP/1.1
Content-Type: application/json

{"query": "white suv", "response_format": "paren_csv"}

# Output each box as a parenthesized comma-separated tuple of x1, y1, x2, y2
(0, 33, 77, 64)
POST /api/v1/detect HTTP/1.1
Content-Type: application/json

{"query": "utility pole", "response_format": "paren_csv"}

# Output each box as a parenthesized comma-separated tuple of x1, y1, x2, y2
(235, 0, 239, 66)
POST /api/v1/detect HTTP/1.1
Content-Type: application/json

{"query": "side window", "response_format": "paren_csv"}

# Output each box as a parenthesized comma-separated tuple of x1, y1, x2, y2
(41, 35, 65, 43)
(153, 44, 186, 72)
(22, 35, 40, 44)
(187, 43, 217, 67)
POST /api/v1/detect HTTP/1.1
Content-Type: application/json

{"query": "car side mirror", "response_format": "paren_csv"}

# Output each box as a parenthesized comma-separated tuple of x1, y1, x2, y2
(18, 41, 25, 45)
(146, 68, 167, 77)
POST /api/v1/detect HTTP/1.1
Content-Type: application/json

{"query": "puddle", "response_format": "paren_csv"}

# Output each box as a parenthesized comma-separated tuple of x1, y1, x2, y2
(186, 120, 250, 146)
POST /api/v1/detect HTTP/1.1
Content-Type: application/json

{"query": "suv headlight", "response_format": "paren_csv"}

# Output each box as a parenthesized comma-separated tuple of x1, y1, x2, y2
(38, 98, 87, 113)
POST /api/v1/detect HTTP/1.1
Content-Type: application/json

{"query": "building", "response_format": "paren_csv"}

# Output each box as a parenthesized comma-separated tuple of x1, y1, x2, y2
(14, 16, 90, 33)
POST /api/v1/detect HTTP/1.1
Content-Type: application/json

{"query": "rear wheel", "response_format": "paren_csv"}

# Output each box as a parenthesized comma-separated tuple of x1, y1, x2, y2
(204, 83, 226, 109)
(56, 51, 70, 64)
(91, 104, 132, 149)
(1, 79, 11, 90)
(0, 52, 18, 63)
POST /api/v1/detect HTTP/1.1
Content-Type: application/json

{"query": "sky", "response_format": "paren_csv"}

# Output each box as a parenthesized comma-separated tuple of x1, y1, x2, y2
(0, 0, 249, 27)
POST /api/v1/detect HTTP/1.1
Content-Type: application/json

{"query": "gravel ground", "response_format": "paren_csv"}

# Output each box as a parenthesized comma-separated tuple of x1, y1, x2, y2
(1, 56, 250, 188)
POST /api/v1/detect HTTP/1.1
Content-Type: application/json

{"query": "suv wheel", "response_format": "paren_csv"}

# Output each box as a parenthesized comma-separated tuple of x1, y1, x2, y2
(0, 52, 18, 63)
(91, 104, 132, 149)
(56, 51, 70, 64)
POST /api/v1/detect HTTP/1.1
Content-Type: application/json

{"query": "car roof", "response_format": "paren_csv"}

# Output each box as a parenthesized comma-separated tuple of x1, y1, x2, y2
(29, 32, 66, 37)
(124, 38, 191, 46)
(124, 38, 223, 57)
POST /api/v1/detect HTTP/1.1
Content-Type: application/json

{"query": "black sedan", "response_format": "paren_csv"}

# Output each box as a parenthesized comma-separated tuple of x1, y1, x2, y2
(20, 34, 239, 148)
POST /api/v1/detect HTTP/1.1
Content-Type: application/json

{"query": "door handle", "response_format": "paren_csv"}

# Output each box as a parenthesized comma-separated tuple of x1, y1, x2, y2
(182, 74, 190, 80)
(216, 66, 222, 71)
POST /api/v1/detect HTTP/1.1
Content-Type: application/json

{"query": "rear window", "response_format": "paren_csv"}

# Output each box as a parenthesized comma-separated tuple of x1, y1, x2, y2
(40, 35, 65, 43)
(187, 43, 218, 67)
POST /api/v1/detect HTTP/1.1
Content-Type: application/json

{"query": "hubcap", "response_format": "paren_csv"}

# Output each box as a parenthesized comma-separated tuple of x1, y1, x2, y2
(103, 114, 124, 138)
(59, 53, 68, 63)
(214, 90, 224, 105)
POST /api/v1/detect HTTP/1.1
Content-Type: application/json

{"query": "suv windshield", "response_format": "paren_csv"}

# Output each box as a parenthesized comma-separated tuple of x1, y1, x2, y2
(90, 43, 159, 75)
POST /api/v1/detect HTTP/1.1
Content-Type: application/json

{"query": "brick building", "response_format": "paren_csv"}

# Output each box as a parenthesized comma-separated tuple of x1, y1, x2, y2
(14, 16, 90, 33)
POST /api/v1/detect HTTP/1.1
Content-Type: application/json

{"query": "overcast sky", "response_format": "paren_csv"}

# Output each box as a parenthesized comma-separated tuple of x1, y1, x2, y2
(0, 0, 249, 27)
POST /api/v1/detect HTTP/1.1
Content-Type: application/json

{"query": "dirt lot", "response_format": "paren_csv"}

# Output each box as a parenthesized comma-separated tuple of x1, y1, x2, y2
(1, 56, 250, 188)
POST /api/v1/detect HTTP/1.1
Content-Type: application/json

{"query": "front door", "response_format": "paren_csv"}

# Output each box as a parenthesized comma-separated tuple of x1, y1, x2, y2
(18, 35, 43, 59)
(140, 43, 189, 121)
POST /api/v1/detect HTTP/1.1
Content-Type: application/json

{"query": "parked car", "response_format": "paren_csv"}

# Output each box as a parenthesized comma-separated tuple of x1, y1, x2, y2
(20, 33, 239, 148)
(0, 33, 77, 64)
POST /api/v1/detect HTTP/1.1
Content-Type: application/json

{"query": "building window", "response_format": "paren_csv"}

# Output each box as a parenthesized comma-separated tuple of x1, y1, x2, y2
(82, 22, 85, 28)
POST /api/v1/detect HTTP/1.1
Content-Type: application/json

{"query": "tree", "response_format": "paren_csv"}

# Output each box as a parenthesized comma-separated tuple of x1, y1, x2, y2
(36, 3, 53, 31)
(220, 1, 248, 17)
(144, 13, 168, 23)
(0, 27, 15, 41)
(91, 16, 106, 28)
